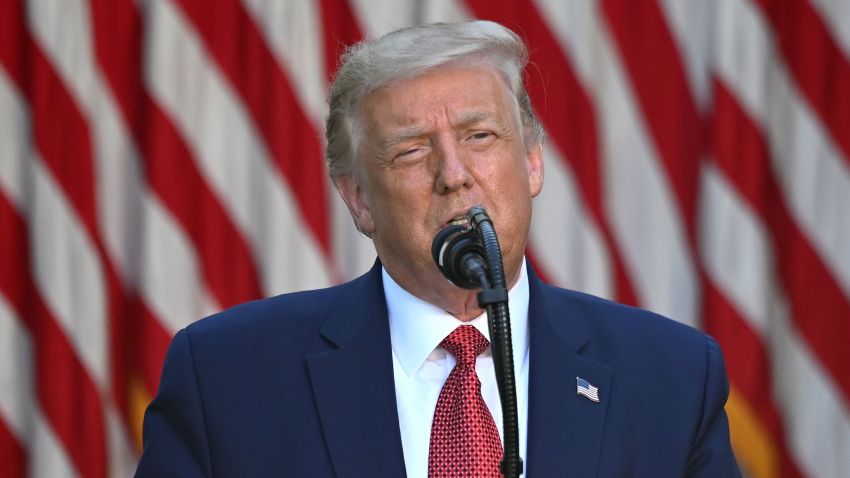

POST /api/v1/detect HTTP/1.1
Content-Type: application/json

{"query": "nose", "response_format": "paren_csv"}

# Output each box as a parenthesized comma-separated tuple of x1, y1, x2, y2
(434, 137, 474, 194)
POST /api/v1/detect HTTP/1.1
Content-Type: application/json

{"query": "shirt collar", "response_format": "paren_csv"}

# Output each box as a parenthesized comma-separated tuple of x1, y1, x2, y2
(384, 259, 530, 377)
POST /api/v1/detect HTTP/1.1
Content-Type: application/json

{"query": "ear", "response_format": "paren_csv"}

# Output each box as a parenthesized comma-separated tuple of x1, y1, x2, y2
(335, 174, 376, 235)
(526, 142, 544, 198)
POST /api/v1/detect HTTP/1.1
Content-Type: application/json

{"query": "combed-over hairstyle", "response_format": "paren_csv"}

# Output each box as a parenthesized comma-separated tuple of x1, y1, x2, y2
(325, 20, 545, 179)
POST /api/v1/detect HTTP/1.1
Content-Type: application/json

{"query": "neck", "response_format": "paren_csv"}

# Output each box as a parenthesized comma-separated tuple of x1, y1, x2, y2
(428, 258, 524, 322)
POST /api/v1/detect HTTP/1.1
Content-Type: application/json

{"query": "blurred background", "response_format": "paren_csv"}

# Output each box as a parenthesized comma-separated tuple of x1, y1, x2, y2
(1, 0, 848, 476)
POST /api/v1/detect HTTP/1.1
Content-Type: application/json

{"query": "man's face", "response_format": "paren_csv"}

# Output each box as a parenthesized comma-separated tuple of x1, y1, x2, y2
(336, 65, 543, 318)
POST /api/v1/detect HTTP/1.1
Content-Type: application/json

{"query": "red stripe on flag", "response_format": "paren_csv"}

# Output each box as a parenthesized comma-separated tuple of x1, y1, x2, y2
(135, 300, 173, 394)
(87, 0, 262, 438)
(596, 6, 813, 473)
(711, 79, 850, 406)
(319, 0, 364, 82)
(0, 417, 27, 478)
(465, 0, 639, 306)
(755, 0, 850, 164)
(601, 0, 703, 237)
(702, 283, 805, 478)
(0, 3, 115, 475)
(0, 192, 107, 478)
(175, 0, 332, 255)
(107, 295, 173, 422)
(146, 105, 266, 308)
(3, 4, 141, 447)
(89, 0, 264, 309)
(13, 34, 98, 236)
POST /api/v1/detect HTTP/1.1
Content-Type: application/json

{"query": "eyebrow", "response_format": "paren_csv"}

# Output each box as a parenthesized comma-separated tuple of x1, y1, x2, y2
(382, 126, 430, 152)
(381, 110, 496, 152)
(454, 110, 492, 126)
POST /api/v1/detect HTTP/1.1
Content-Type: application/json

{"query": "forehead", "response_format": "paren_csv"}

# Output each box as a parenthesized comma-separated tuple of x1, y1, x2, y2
(358, 65, 517, 137)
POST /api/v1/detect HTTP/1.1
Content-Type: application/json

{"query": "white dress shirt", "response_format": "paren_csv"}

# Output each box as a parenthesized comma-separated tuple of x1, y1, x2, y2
(384, 262, 529, 478)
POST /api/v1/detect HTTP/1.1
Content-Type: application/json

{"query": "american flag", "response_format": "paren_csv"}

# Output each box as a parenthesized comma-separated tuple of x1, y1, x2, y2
(576, 377, 600, 403)
(0, 0, 848, 477)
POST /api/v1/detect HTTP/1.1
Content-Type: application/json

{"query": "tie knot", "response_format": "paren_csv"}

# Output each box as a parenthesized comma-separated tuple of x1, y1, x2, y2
(440, 325, 490, 367)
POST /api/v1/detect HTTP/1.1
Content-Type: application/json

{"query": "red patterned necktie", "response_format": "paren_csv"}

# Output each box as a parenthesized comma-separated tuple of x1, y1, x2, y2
(428, 325, 503, 477)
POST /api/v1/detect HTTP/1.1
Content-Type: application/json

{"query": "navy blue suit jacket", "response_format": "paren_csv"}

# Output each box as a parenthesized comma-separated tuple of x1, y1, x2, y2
(136, 262, 740, 477)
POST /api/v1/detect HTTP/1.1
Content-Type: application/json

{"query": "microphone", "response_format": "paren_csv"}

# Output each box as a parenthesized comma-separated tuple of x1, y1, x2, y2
(430, 206, 524, 478)
(431, 222, 489, 290)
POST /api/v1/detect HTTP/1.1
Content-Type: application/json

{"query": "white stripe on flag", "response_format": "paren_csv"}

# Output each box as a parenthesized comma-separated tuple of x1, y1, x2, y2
(349, 0, 417, 38)
(420, 0, 472, 24)
(0, 294, 34, 447)
(27, 0, 144, 285)
(30, 412, 79, 478)
(29, 158, 109, 389)
(772, 294, 850, 478)
(656, 0, 715, 109)
(699, 163, 771, 333)
(145, 0, 333, 295)
(1, 61, 110, 391)
(537, 0, 703, 320)
(535, 0, 701, 326)
(106, 406, 137, 478)
(530, 146, 613, 298)
(0, 68, 28, 203)
(716, 0, 850, 299)
(29, 0, 226, 343)
(0, 296, 80, 477)
(699, 162, 850, 478)
(28, 6, 192, 470)
(241, 0, 327, 130)
(141, 195, 219, 333)
(240, 0, 380, 280)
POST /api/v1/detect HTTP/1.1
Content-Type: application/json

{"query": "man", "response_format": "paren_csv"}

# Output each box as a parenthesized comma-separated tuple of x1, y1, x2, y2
(136, 21, 740, 477)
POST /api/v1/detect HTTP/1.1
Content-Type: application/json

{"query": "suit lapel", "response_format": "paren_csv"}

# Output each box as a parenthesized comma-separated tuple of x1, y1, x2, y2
(306, 263, 407, 478)
(305, 262, 613, 477)
(525, 269, 612, 477)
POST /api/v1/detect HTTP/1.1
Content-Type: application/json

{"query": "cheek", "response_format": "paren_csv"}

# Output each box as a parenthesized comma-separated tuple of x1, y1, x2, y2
(389, 167, 436, 198)
(370, 172, 433, 223)
(492, 156, 531, 194)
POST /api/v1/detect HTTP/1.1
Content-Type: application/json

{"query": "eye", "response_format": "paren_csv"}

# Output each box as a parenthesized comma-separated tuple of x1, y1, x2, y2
(465, 131, 497, 150)
(397, 147, 420, 158)
(393, 144, 430, 163)
(469, 131, 493, 141)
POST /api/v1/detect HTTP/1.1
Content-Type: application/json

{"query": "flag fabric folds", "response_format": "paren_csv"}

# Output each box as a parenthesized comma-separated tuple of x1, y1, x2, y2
(0, 1, 848, 477)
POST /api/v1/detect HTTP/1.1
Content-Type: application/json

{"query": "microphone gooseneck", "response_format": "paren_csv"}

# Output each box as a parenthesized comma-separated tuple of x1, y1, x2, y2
(431, 206, 524, 478)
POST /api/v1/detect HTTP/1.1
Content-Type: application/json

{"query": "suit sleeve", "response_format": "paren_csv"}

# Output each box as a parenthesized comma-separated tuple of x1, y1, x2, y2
(135, 329, 212, 478)
(687, 336, 742, 478)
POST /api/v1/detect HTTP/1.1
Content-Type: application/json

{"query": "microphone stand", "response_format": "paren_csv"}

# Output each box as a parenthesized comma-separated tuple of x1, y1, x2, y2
(466, 207, 523, 478)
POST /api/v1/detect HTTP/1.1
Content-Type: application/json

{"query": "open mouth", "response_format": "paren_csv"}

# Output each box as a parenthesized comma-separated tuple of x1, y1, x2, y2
(447, 216, 469, 227)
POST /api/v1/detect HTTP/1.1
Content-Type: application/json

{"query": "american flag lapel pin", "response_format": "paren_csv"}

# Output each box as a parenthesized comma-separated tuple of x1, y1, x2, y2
(576, 377, 600, 403)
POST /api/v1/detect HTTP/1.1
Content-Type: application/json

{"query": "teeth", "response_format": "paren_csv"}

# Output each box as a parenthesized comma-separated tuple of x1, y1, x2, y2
(449, 217, 468, 226)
